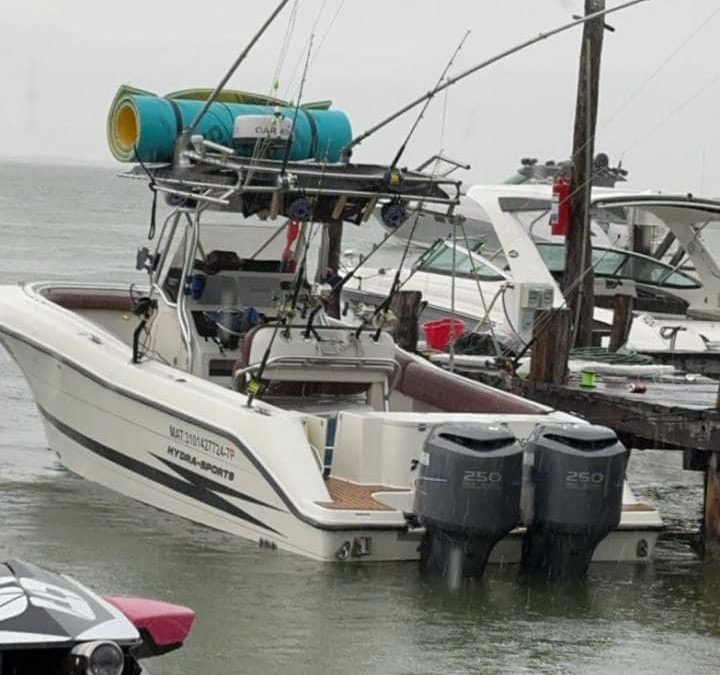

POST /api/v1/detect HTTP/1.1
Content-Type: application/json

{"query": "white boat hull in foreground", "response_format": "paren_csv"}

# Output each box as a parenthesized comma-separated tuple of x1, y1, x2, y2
(0, 282, 662, 565)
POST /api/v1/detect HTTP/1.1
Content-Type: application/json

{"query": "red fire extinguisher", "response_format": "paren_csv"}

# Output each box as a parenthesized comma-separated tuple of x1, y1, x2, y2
(550, 177, 571, 236)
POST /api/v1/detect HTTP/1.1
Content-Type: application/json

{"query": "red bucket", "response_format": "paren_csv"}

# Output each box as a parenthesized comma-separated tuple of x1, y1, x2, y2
(423, 318, 465, 351)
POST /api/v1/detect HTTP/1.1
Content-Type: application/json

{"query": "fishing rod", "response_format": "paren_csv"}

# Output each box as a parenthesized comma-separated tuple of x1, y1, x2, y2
(369, 212, 427, 339)
(280, 34, 315, 177)
(248, 149, 333, 406)
(181, 0, 292, 142)
(302, 218, 411, 339)
(245, 231, 310, 408)
(343, 0, 654, 159)
(389, 30, 471, 171)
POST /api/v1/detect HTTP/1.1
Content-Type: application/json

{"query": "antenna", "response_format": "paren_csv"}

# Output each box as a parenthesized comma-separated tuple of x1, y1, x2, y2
(343, 0, 654, 160)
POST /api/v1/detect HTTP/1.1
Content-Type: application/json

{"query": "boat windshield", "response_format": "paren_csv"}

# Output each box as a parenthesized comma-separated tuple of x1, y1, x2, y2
(693, 219, 720, 263)
(536, 243, 701, 289)
(419, 242, 507, 281)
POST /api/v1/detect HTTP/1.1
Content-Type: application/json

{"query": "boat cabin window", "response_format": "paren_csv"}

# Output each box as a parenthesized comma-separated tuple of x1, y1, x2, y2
(536, 243, 701, 289)
(419, 242, 507, 281)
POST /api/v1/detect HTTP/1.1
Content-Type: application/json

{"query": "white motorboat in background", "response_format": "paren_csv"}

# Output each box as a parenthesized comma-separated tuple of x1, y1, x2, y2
(373, 153, 629, 249)
(348, 184, 720, 356)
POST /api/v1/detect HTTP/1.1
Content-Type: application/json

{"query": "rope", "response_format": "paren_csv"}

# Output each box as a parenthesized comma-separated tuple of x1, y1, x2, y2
(547, 4, 720, 210)
(457, 224, 505, 358)
(270, 0, 301, 98)
(310, 0, 348, 67)
(282, 0, 349, 98)
(620, 71, 720, 159)
(601, 5, 720, 134)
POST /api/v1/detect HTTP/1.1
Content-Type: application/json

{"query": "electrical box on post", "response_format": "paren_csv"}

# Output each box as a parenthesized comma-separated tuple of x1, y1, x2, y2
(519, 284, 554, 310)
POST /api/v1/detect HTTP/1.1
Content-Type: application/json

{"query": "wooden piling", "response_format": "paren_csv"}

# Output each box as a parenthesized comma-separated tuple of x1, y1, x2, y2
(608, 294, 634, 352)
(705, 452, 720, 558)
(529, 309, 572, 385)
(389, 290, 422, 352)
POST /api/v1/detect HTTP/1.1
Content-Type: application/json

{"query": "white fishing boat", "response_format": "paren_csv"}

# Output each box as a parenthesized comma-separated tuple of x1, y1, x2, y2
(0, 154, 665, 579)
(0, 1, 663, 579)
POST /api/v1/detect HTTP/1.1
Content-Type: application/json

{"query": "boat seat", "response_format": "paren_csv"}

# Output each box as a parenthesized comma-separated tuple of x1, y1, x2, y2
(196, 250, 242, 274)
(44, 290, 135, 312)
(233, 325, 399, 404)
(195, 250, 285, 275)
(393, 350, 547, 414)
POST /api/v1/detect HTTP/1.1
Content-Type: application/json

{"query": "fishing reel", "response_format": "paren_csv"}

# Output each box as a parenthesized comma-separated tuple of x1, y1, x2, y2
(135, 247, 159, 274)
(380, 200, 408, 229)
(288, 197, 313, 221)
(372, 307, 398, 332)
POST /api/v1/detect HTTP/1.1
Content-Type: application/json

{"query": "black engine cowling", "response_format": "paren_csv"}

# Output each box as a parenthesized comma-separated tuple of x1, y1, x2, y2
(521, 423, 627, 580)
(414, 423, 523, 580)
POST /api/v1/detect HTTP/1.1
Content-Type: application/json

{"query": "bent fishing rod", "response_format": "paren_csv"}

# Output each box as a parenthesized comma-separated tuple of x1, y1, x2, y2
(343, 0, 655, 159)
(390, 30, 471, 171)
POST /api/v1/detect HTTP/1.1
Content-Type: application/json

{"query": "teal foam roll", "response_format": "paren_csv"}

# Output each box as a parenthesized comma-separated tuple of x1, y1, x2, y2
(113, 95, 352, 163)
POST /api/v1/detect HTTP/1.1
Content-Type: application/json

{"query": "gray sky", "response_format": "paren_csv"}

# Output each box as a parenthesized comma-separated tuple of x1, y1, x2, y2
(1, 0, 718, 192)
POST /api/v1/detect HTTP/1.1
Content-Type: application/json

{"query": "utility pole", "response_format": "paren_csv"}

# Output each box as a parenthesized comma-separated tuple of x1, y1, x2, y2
(564, 0, 606, 348)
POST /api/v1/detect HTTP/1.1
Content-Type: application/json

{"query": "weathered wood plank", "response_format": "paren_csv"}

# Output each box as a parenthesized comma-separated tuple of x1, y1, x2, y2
(389, 290, 422, 352)
(641, 351, 720, 380)
(609, 294, 634, 352)
(455, 366, 720, 452)
(705, 452, 720, 558)
(529, 309, 571, 385)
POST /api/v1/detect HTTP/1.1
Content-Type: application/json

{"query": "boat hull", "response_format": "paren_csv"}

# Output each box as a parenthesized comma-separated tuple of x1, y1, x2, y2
(0, 283, 661, 565)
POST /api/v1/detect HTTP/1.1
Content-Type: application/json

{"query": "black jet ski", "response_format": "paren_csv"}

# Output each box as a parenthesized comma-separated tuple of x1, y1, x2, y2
(0, 559, 194, 674)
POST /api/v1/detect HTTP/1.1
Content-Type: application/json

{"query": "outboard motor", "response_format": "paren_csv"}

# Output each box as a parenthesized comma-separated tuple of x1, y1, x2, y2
(414, 423, 523, 581)
(521, 423, 627, 580)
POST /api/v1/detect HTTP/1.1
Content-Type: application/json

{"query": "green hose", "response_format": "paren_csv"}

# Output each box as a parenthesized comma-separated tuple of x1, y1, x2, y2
(569, 347, 654, 365)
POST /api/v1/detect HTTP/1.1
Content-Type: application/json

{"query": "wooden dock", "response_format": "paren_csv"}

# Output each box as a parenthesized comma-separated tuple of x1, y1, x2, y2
(453, 365, 720, 457)
(446, 360, 720, 556)
(642, 350, 720, 380)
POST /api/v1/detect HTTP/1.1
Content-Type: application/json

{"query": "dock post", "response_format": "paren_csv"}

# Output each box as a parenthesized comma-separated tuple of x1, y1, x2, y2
(608, 294, 634, 352)
(705, 451, 720, 558)
(529, 309, 572, 385)
(389, 290, 422, 351)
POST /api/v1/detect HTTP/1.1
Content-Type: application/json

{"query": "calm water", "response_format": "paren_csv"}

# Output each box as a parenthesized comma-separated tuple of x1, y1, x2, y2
(1, 161, 719, 674)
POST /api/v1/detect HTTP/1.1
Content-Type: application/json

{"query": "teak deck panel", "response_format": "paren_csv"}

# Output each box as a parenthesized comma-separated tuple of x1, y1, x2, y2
(317, 477, 405, 511)
(623, 502, 655, 512)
